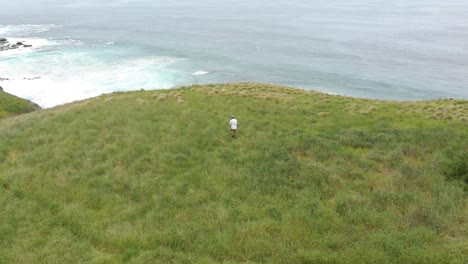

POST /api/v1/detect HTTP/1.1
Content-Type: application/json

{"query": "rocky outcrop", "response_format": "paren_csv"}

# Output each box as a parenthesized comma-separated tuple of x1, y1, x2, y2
(0, 89, 42, 117)
(28, 100, 41, 109)
(0, 38, 32, 52)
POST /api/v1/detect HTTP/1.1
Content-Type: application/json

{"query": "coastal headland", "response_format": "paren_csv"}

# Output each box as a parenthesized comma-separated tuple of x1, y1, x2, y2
(0, 83, 466, 263)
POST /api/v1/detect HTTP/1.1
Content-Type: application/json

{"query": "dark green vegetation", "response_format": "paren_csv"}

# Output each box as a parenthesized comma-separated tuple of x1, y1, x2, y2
(0, 89, 40, 118)
(0, 83, 466, 263)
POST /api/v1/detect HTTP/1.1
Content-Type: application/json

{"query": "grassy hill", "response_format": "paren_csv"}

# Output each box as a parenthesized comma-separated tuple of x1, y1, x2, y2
(0, 83, 466, 263)
(0, 89, 40, 118)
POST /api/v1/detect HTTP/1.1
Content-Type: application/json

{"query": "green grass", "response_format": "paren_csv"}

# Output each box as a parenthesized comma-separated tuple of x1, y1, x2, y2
(0, 90, 40, 119)
(0, 83, 466, 263)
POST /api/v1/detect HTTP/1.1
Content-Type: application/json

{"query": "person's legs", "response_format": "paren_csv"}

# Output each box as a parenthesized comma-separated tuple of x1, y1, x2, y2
(230, 129, 237, 138)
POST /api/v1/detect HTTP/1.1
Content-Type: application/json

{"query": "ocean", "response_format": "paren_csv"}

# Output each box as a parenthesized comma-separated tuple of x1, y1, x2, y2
(1, 0, 467, 107)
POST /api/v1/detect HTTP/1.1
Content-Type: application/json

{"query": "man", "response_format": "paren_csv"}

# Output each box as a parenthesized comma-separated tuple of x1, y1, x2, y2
(229, 115, 238, 138)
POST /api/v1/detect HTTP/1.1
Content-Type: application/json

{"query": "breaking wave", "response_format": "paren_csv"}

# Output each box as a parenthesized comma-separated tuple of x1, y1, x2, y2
(0, 24, 190, 107)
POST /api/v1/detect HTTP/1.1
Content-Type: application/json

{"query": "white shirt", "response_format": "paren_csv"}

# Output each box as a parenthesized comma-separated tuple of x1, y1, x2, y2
(230, 118, 238, 130)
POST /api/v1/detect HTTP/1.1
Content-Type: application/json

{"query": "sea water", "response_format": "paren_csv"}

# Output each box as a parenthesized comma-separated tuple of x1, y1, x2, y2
(0, 0, 467, 107)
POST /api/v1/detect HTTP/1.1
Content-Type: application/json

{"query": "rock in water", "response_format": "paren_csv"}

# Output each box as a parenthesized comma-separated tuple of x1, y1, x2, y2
(0, 38, 33, 52)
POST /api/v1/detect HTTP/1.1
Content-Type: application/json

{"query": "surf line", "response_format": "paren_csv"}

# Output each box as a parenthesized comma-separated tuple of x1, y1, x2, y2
(192, 70, 211, 76)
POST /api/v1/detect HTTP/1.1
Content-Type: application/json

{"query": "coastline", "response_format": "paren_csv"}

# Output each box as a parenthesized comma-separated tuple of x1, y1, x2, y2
(0, 87, 41, 118)
(2, 81, 467, 110)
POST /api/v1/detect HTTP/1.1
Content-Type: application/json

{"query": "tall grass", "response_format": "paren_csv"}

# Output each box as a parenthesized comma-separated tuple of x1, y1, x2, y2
(0, 83, 466, 263)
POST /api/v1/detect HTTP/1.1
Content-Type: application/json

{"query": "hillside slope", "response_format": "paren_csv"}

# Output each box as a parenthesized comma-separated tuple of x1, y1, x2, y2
(0, 83, 466, 263)
(0, 89, 40, 119)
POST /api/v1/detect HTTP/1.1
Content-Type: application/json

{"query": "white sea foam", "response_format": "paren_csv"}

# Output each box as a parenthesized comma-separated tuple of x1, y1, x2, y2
(1, 77, 98, 108)
(0, 23, 188, 108)
(0, 52, 184, 108)
(192, 70, 210, 76)
(61, 38, 85, 46)
(0, 24, 62, 36)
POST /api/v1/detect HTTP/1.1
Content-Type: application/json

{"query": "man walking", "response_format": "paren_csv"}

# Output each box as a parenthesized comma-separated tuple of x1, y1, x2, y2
(229, 115, 238, 138)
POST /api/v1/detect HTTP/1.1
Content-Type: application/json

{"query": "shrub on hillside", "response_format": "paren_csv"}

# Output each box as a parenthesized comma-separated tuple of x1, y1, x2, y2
(439, 147, 467, 187)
